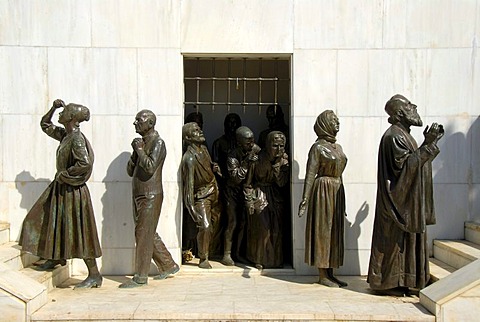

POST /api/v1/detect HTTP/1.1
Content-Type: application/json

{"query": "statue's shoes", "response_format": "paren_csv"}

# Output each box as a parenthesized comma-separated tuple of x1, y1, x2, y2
(35, 259, 67, 270)
(198, 259, 212, 269)
(318, 277, 339, 288)
(118, 278, 146, 289)
(153, 264, 180, 280)
(74, 275, 103, 289)
(328, 275, 348, 287)
(221, 255, 235, 266)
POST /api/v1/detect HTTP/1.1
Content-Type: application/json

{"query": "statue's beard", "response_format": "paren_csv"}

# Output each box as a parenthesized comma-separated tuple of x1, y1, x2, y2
(407, 112, 423, 127)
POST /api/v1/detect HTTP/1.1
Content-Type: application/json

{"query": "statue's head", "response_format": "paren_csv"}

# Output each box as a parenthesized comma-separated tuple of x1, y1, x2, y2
(59, 103, 90, 127)
(266, 104, 284, 129)
(134, 110, 156, 136)
(224, 113, 242, 135)
(185, 111, 204, 130)
(182, 122, 205, 145)
(266, 131, 286, 160)
(235, 126, 255, 153)
(314, 110, 339, 141)
(385, 94, 422, 127)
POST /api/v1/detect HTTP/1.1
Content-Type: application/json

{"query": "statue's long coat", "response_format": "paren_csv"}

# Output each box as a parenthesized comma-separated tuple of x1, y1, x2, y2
(367, 123, 439, 290)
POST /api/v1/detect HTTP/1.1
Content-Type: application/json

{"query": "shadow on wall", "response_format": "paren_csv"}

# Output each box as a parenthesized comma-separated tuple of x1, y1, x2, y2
(14, 171, 50, 240)
(100, 152, 134, 275)
(469, 116, 480, 223)
(429, 116, 477, 242)
(345, 201, 369, 275)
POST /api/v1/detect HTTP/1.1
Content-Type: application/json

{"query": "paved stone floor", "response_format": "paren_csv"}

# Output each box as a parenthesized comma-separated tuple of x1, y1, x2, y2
(31, 261, 434, 322)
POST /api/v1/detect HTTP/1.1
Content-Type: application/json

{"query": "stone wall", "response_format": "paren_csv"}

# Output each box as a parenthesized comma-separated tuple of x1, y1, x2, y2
(0, 0, 478, 276)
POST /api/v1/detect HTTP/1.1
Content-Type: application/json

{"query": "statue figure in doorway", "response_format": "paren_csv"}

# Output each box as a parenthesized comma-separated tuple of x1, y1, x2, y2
(222, 126, 260, 265)
(119, 110, 179, 288)
(298, 110, 348, 287)
(182, 122, 221, 269)
(19, 99, 102, 289)
(246, 131, 289, 269)
(367, 94, 443, 294)
(258, 104, 289, 150)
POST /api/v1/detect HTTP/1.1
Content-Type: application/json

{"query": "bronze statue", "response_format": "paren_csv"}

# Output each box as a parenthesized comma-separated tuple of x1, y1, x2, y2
(212, 113, 242, 182)
(246, 131, 288, 269)
(222, 126, 259, 266)
(119, 110, 179, 288)
(19, 99, 102, 289)
(182, 122, 221, 269)
(367, 94, 444, 294)
(298, 110, 347, 287)
(258, 105, 289, 150)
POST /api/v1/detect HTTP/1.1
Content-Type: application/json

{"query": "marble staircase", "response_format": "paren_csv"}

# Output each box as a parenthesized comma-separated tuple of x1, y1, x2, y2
(421, 221, 480, 321)
(0, 222, 70, 322)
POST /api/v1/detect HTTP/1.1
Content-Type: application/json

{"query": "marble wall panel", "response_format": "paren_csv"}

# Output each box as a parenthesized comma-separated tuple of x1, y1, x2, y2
(159, 181, 182, 248)
(0, 183, 8, 223)
(337, 49, 427, 117)
(91, 115, 133, 183)
(137, 49, 183, 116)
(404, 0, 477, 49)
(429, 184, 470, 241)
(47, 48, 94, 109)
(425, 49, 474, 116)
(343, 183, 377, 251)
(336, 249, 371, 276)
(472, 184, 480, 223)
(424, 116, 474, 184)
(472, 116, 480, 184)
(292, 50, 337, 117)
(0, 116, 2, 182)
(384, 0, 477, 48)
(0, 47, 48, 115)
(7, 181, 51, 241)
(337, 117, 384, 184)
(181, 0, 293, 53)
(92, 0, 180, 48)
(90, 49, 138, 115)
(156, 115, 184, 183)
(0, 0, 91, 47)
(294, 0, 383, 49)
(2, 115, 58, 182)
(88, 182, 134, 250)
(291, 117, 321, 182)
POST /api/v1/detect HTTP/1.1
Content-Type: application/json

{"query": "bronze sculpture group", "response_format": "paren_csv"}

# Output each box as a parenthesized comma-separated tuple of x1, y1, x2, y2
(19, 94, 443, 293)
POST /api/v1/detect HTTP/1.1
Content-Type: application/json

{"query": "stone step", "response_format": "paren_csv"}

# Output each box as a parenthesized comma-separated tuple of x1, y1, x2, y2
(433, 239, 480, 269)
(0, 241, 39, 270)
(21, 262, 71, 292)
(465, 221, 480, 245)
(0, 222, 10, 245)
(429, 258, 456, 282)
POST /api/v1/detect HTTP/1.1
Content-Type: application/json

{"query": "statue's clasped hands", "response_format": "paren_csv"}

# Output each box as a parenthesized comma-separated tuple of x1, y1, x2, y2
(423, 122, 445, 144)
(131, 138, 144, 152)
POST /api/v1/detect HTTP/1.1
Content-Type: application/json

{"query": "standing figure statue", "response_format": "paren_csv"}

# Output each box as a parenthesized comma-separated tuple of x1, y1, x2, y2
(223, 126, 260, 266)
(182, 122, 221, 269)
(258, 104, 289, 150)
(119, 110, 179, 288)
(246, 131, 289, 269)
(19, 99, 102, 289)
(367, 94, 443, 294)
(298, 110, 347, 287)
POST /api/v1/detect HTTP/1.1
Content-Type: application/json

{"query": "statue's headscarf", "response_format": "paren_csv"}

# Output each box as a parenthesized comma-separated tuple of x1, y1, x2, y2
(314, 110, 337, 143)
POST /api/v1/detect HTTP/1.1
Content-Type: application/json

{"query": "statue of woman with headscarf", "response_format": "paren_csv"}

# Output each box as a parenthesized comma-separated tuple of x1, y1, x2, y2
(298, 110, 348, 287)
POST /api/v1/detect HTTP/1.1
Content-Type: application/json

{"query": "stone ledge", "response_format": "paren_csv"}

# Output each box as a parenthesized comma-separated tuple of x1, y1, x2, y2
(420, 259, 480, 320)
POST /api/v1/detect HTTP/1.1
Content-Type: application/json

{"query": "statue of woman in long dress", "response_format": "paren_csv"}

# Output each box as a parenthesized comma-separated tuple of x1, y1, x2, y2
(19, 99, 102, 289)
(298, 110, 347, 287)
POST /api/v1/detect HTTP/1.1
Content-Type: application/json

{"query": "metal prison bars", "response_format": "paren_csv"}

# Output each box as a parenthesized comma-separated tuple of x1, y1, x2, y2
(184, 57, 290, 114)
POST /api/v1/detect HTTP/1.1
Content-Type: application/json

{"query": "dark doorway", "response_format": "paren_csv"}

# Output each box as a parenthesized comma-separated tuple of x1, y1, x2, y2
(182, 56, 292, 267)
